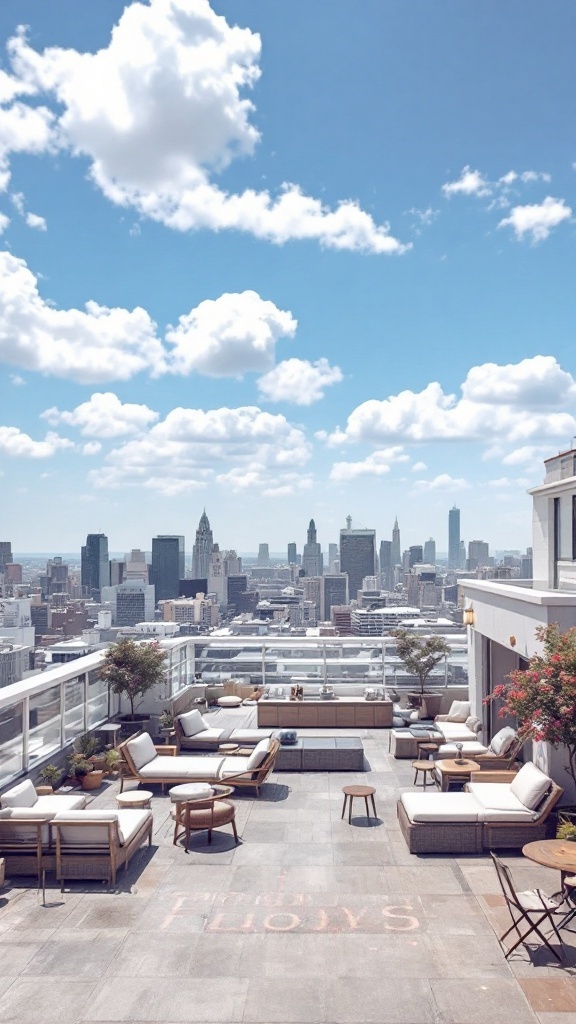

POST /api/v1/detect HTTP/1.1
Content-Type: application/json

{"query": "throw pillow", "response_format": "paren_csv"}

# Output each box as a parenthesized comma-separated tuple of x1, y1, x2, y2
(246, 738, 271, 770)
(1, 778, 38, 808)
(465, 716, 482, 734)
(127, 733, 157, 771)
(489, 727, 517, 756)
(178, 710, 209, 738)
(510, 762, 551, 810)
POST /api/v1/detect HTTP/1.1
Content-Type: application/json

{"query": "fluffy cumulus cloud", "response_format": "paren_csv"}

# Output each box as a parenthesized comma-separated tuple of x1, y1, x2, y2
(498, 197, 572, 242)
(442, 167, 492, 198)
(0, 1, 408, 254)
(165, 291, 296, 377)
(412, 473, 470, 492)
(501, 445, 556, 466)
(41, 392, 159, 438)
(89, 404, 311, 495)
(257, 358, 343, 405)
(0, 425, 73, 458)
(330, 446, 408, 482)
(0, 251, 166, 382)
(326, 356, 576, 448)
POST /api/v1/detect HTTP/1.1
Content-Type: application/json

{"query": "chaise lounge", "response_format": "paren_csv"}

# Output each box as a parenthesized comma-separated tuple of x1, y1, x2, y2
(119, 733, 280, 796)
(174, 709, 273, 752)
(397, 761, 562, 854)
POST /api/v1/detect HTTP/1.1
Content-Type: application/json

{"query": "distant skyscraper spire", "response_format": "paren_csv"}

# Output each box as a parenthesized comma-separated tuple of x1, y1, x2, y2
(302, 518, 323, 577)
(448, 506, 461, 568)
(192, 510, 214, 578)
(391, 516, 401, 567)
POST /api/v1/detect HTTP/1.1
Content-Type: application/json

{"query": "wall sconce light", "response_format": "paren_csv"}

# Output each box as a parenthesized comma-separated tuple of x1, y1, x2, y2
(509, 635, 517, 647)
(463, 607, 475, 627)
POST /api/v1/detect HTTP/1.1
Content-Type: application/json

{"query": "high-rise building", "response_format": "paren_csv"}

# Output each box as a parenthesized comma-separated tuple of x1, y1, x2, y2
(192, 511, 214, 578)
(409, 545, 423, 568)
(125, 550, 148, 581)
(321, 575, 348, 620)
(467, 539, 489, 571)
(391, 517, 401, 568)
(302, 576, 321, 623)
(287, 543, 297, 565)
(328, 543, 338, 574)
(302, 519, 323, 577)
(423, 537, 436, 564)
(448, 506, 460, 568)
(257, 543, 270, 566)
(339, 518, 376, 603)
(151, 536, 183, 602)
(81, 533, 110, 599)
(0, 542, 13, 568)
(379, 540, 392, 590)
(101, 582, 155, 626)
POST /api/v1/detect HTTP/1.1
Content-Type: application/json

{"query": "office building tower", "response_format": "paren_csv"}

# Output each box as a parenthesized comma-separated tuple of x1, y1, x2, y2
(227, 574, 248, 613)
(125, 550, 148, 581)
(192, 511, 214, 579)
(151, 536, 183, 603)
(179, 578, 208, 598)
(402, 549, 411, 572)
(379, 540, 393, 590)
(423, 537, 436, 564)
(81, 533, 110, 599)
(328, 543, 338, 574)
(257, 543, 270, 566)
(459, 540, 466, 569)
(321, 575, 348, 620)
(287, 543, 297, 565)
(0, 542, 13, 568)
(101, 582, 155, 626)
(467, 540, 489, 571)
(157, 534, 185, 579)
(391, 517, 401, 567)
(46, 557, 69, 596)
(339, 518, 376, 603)
(409, 545, 423, 568)
(448, 506, 460, 568)
(302, 577, 322, 623)
(302, 519, 323, 577)
(109, 559, 126, 586)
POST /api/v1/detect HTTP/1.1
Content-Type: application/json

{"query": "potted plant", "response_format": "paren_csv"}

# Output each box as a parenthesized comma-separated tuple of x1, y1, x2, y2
(557, 816, 576, 842)
(74, 731, 107, 771)
(100, 638, 167, 735)
(36, 763, 63, 795)
(104, 748, 121, 775)
(158, 708, 174, 732)
(391, 629, 451, 718)
(67, 754, 104, 791)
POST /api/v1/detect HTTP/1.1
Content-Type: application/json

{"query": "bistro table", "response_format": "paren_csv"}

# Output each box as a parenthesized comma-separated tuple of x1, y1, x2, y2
(523, 839, 576, 930)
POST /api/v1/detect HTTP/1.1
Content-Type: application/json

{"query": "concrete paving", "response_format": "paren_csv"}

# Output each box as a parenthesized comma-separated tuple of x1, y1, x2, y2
(0, 720, 575, 1022)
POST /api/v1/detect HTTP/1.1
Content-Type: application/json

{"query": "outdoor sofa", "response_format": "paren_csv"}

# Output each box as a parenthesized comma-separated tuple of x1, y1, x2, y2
(119, 732, 280, 796)
(174, 708, 273, 752)
(397, 761, 562, 853)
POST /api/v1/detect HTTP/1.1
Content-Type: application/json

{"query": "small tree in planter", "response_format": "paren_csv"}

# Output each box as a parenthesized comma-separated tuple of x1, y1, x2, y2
(488, 623, 576, 794)
(391, 629, 451, 715)
(100, 638, 166, 727)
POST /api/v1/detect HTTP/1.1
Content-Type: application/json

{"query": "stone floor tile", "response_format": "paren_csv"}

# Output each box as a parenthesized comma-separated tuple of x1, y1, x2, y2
(430, 977, 538, 1024)
(332, 842, 395, 866)
(0, 941, 45, 974)
(519, 978, 576, 1013)
(326, 976, 436, 1023)
(242, 975, 328, 1022)
(0, 977, 98, 1023)
(83, 975, 250, 1022)
(21, 933, 123, 978)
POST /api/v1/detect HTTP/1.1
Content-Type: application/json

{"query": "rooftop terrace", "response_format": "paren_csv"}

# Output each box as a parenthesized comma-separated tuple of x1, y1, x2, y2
(0, 705, 575, 1023)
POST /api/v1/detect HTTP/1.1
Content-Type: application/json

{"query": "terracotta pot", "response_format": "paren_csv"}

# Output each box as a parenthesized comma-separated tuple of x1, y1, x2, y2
(35, 785, 54, 796)
(81, 770, 104, 791)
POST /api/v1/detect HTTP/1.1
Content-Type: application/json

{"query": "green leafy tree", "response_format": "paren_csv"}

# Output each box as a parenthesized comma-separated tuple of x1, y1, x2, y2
(488, 623, 576, 791)
(391, 629, 451, 695)
(100, 638, 166, 720)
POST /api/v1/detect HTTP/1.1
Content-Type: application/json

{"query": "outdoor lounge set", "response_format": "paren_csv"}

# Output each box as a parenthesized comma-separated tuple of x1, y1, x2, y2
(0, 778, 152, 885)
(173, 708, 273, 751)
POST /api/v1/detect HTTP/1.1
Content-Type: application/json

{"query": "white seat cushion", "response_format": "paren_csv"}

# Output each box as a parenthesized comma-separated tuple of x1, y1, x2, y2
(53, 808, 151, 847)
(246, 738, 271, 770)
(446, 700, 471, 722)
(137, 755, 224, 780)
(35, 794, 87, 813)
(439, 722, 477, 742)
(169, 783, 214, 802)
(510, 762, 552, 810)
(2, 807, 55, 843)
(126, 733, 157, 770)
(218, 757, 251, 779)
(489, 727, 517, 756)
(1, 779, 38, 808)
(467, 782, 537, 821)
(437, 741, 488, 757)
(217, 695, 243, 707)
(401, 792, 480, 823)
(178, 710, 209, 738)
(229, 729, 273, 743)
(180, 728, 226, 745)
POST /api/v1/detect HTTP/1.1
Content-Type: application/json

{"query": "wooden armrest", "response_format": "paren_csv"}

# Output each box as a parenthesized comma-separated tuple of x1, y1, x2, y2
(469, 770, 519, 783)
(155, 744, 177, 756)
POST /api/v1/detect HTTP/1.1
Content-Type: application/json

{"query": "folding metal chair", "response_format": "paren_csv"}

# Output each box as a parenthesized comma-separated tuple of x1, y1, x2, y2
(490, 852, 565, 962)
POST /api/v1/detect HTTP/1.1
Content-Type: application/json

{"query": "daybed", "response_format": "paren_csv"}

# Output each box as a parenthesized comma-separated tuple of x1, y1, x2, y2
(119, 733, 280, 796)
(397, 761, 562, 853)
(390, 709, 483, 759)
(1, 778, 86, 812)
(0, 778, 88, 877)
(53, 808, 153, 886)
(174, 709, 273, 752)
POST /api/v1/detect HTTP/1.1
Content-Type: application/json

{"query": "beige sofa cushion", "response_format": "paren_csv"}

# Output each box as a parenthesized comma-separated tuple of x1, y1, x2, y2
(246, 738, 271, 770)
(178, 710, 209, 737)
(127, 733, 157, 771)
(467, 782, 537, 822)
(1, 779, 38, 808)
(53, 808, 151, 846)
(35, 794, 86, 812)
(229, 728, 273, 743)
(437, 741, 488, 758)
(137, 755, 223, 780)
(465, 716, 482, 734)
(1, 806, 54, 843)
(180, 727, 226, 746)
(401, 792, 480, 823)
(446, 700, 471, 722)
(489, 727, 517, 756)
(219, 756, 251, 779)
(510, 762, 551, 810)
(439, 722, 477, 742)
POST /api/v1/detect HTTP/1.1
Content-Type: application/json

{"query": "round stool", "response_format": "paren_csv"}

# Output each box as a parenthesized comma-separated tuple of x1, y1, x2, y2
(219, 743, 239, 753)
(217, 695, 243, 708)
(412, 760, 436, 788)
(341, 785, 377, 824)
(417, 742, 438, 759)
(116, 789, 153, 809)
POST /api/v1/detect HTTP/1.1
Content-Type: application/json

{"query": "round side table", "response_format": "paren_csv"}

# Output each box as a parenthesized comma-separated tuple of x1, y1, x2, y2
(412, 760, 436, 788)
(341, 785, 377, 824)
(116, 790, 153, 809)
(219, 743, 240, 753)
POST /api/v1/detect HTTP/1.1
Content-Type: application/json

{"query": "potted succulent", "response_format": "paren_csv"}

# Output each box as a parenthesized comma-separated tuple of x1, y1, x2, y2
(391, 629, 451, 717)
(68, 754, 104, 791)
(105, 748, 121, 775)
(36, 763, 63, 795)
(75, 731, 107, 771)
(557, 816, 576, 842)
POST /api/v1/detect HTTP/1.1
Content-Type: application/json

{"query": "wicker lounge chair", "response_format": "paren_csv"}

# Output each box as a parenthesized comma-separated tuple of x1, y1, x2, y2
(119, 733, 280, 797)
(52, 808, 153, 887)
(397, 762, 563, 854)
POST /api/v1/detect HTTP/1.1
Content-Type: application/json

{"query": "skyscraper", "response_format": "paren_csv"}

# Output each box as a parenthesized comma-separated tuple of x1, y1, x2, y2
(448, 506, 460, 568)
(287, 543, 297, 565)
(257, 543, 270, 566)
(81, 533, 110, 599)
(467, 539, 489, 571)
(192, 511, 213, 578)
(339, 517, 376, 602)
(379, 540, 393, 590)
(391, 517, 401, 568)
(321, 575, 348, 619)
(423, 537, 436, 564)
(151, 536, 183, 602)
(302, 519, 323, 577)
(409, 545, 423, 568)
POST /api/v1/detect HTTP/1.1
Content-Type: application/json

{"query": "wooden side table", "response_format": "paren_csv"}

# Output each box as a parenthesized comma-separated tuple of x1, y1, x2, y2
(341, 785, 377, 823)
(435, 758, 480, 791)
(412, 760, 436, 788)
(116, 790, 154, 809)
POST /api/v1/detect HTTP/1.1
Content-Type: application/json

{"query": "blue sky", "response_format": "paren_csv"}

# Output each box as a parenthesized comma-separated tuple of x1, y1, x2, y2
(0, 0, 574, 557)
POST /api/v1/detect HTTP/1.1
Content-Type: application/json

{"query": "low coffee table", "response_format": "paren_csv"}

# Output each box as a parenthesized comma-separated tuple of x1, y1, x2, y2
(116, 789, 153, 809)
(434, 758, 480, 791)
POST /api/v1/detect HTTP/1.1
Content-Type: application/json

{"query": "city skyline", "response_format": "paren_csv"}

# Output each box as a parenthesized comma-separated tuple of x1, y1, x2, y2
(0, 2, 574, 551)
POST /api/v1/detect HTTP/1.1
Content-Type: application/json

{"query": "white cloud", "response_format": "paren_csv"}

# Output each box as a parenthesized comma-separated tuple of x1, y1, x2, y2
(165, 291, 296, 377)
(1, 2, 408, 255)
(25, 211, 46, 231)
(89, 404, 311, 495)
(498, 196, 572, 242)
(501, 445, 556, 466)
(412, 461, 427, 472)
(257, 358, 342, 405)
(42, 392, 159, 438)
(0, 425, 73, 458)
(520, 171, 551, 183)
(412, 474, 470, 492)
(406, 207, 439, 227)
(442, 166, 491, 197)
(0, 212, 10, 233)
(0, 98, 55, 191)
(82, 441, 102, 456)
(330, 447, 408, 482)
(9, 373, 25, 386)
(0, 251, 166, 382)
(326, 356, 576, 448)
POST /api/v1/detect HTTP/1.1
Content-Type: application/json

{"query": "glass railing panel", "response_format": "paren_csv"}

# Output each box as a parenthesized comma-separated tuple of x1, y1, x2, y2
(29, 684, 61, 764)
(64, 676, 85, 743)
(0, 703, 24, 785)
